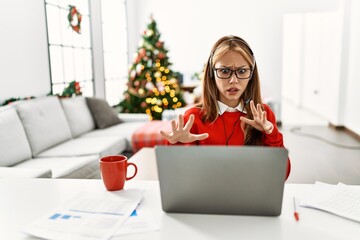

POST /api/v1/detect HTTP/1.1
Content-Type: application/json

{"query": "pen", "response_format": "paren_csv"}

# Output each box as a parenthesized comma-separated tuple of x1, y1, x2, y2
(293, 197, 300, 221)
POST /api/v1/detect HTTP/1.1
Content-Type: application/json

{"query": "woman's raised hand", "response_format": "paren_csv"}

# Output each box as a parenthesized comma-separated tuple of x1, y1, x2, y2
(240, 100, 274, 134)
(160, 114, 209, 144)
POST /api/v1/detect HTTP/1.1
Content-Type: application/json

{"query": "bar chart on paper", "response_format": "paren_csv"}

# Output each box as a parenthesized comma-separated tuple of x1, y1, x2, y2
(49, 213, 82, 220)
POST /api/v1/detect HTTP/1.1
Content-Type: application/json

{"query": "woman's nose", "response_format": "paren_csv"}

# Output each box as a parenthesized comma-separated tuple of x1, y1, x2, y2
(229, 73, 238, 83)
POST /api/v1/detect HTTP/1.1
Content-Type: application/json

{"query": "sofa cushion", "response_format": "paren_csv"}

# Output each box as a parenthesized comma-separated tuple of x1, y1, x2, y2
(86, 97, 122, 129)
(80, 122, 146, 151)
(0, 167, 52, 178)
(15, 155, 99, 178)
(61, 97, 95, 137)
(15, 96, 72, 157)
(36, 136, 126, 158)
(0, 106, 32, 166)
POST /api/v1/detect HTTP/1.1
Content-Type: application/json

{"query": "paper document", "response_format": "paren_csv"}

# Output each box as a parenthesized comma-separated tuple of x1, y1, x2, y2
(23, 189, 144, 240)
(113, 205, 160, 238)
(300, 182, 360, 222)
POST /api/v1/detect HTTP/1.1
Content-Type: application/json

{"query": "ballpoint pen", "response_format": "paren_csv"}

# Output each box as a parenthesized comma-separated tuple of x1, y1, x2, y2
(293, 197, 300, 221)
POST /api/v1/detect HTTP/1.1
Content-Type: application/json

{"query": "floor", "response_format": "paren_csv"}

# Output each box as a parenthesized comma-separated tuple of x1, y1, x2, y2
(280, 100, 360, 185)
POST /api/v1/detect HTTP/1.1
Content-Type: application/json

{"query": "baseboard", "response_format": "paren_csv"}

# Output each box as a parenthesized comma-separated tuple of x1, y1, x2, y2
(328, 123, 360, 142)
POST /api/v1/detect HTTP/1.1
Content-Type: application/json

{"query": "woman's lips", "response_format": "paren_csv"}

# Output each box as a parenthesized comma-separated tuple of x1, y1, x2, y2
(227, 88, 239, 95)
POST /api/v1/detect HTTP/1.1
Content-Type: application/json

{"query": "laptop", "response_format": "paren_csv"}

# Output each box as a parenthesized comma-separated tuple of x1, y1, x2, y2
(155, 145, 288, 216)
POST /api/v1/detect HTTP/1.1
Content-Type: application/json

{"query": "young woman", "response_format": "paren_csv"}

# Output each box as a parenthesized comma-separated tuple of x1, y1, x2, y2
(160, 35, 291, 179)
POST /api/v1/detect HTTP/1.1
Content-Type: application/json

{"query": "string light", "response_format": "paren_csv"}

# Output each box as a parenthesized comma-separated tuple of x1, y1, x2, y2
(118, 18, 187, 120)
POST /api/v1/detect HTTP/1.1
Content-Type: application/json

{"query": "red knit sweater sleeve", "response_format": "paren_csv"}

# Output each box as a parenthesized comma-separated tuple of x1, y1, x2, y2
(261, 104, 283, 147)
(262, 104, 291, 180)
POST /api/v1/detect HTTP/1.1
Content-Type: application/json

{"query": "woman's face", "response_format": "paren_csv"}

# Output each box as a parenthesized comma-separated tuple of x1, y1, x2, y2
(214, 50, 251, 107)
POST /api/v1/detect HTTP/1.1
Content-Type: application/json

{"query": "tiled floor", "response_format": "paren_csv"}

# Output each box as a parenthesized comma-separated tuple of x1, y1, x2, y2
(280, 100, 360, 185)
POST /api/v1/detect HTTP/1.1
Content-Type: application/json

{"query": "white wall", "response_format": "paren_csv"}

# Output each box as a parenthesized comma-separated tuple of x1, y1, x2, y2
(344, 0, 360, 134)
(0, 0, 50, 102)
(282, 0, 360, 135)
(301, 10, 343, 122)
(281, 14, 304, 107)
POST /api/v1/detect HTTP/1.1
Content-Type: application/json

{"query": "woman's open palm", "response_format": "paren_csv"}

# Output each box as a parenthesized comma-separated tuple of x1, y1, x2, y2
(160, 114, 209, 144)
(240, 100, 274, 134)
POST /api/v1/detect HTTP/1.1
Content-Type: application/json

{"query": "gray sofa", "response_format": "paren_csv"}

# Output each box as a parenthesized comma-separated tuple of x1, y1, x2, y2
(0, 96, 148, 178)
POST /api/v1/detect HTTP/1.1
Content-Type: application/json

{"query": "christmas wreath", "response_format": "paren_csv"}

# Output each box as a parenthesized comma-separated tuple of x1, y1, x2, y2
(68, 5, 82, 34)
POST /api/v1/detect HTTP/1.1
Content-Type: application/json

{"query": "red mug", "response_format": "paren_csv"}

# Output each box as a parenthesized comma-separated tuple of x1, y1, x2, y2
(99, 155, 138, 191)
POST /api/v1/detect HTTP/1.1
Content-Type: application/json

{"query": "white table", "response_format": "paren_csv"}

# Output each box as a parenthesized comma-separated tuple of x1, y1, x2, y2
(130, 147, 158, 180)
(0, 178, 359, 240)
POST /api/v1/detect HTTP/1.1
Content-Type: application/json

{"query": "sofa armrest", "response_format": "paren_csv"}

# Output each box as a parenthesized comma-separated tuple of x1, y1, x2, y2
(0, 167, 52, 178)
(118, 113, 149, 123)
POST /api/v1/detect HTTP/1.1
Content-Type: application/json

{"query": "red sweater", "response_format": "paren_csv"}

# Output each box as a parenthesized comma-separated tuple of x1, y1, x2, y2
(176, 104, 291, 180)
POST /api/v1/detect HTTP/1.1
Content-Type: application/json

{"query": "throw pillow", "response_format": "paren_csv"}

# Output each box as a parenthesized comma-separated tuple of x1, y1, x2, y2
(85, 97, 122, 129)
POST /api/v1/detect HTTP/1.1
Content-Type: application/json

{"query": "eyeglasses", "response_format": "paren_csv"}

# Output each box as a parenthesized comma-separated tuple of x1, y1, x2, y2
(214, 67, 253, 79)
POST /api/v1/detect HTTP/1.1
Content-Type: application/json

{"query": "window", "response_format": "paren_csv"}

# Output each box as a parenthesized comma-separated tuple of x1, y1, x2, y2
(101, 0, 128, 106)
(45, 0, 93, 96)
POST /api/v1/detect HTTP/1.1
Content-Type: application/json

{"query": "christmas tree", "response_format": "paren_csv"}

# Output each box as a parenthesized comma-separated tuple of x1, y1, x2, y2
(118, 16, 186, 120)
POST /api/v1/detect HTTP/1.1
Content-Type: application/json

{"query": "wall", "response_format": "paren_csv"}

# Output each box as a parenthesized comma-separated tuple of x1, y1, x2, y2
(0, 0, 50, 102)
(344, 0, 360, 134)
(301, 10, 343, 123)
(281, 0, 360, 135)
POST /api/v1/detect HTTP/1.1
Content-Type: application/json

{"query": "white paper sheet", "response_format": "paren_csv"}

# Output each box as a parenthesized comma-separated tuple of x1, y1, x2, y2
(300, 182, 360, 222)
(113, 204, 160, 238)
(23, 189, 144, 240)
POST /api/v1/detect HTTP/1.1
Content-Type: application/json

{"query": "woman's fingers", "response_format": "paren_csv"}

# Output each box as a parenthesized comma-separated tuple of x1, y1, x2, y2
(250, 100, 257, 117)
(192, 133, 209, 141)
(178, 114, 184, 129)
(184, 114, 194, 132)
(261, 111, 267, 125)
(240, 116, 255, 127)
(171, 119, 177, 132)
(160, 130, 177, 144)
(242, 105, 273, 134)
(257, 103, 262, 116)
(160, 114, 206, 144)
(160, 130, 169, 139)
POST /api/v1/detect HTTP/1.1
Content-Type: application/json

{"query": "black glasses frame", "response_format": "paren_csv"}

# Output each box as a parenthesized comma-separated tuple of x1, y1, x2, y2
(213, 68, 253, 79)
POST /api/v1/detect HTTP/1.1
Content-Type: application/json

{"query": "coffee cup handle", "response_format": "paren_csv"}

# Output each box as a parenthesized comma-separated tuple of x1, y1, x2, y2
(126, 162, 138, 180)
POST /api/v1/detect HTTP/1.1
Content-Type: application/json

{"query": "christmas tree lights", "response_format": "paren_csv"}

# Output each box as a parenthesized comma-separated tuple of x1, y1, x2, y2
(118, 16, 185, 120)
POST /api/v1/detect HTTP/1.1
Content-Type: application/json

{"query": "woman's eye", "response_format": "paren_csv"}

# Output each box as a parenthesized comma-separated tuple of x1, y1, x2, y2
(220, 68, 230, 74)
(237, 69, 247, 74)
